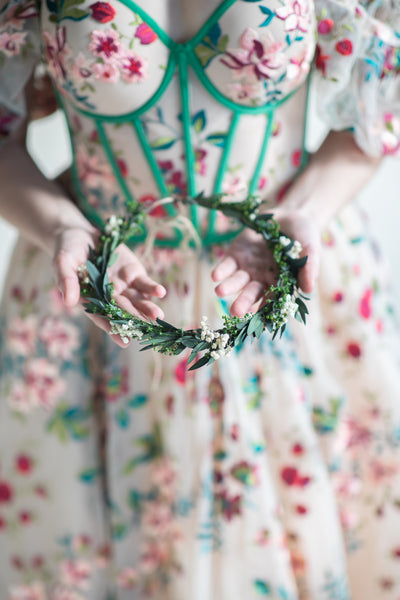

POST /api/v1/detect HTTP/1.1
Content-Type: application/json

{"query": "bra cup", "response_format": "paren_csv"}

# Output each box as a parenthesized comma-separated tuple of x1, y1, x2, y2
(193, 0, 315, 108)
(40, 0, 171, 116)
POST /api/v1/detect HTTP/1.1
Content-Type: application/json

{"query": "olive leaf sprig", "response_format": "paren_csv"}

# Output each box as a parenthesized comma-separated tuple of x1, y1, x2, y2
(79, 194, 309, 370)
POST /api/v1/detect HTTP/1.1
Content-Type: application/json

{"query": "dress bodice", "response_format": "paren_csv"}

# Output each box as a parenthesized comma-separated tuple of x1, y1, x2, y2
(39, 0, 315, 246)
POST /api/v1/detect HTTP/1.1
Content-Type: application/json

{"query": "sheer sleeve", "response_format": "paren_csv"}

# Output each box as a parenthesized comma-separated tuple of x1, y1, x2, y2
(313, 0, 400, 157)
(0, 0, 41, 145)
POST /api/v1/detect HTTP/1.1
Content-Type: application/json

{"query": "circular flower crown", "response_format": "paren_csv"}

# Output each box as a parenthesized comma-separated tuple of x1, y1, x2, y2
(79, 194, 309, 370)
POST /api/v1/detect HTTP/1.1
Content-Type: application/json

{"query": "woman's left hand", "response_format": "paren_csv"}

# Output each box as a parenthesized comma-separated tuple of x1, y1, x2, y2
(211, 209, 321, 317)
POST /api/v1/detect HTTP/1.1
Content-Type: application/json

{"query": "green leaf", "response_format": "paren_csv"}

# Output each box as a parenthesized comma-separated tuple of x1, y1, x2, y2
(254, 579, 271, 595)
(112, 522, 128, 540)
(206, 132, 227, 148)
(79, 466, 101, 483)
(115, 408, 130, 428)
(127, 394, 147, 409)
(194, 44, 218, 67)
(217, 33, 229, 52)
(61, 7, 89, 20)
(247, 313, 264, 336)
(192, 110, 206, 133)
(180, 337, 199, 348)
(189, 355, 211, 371)
(150, 136, 176, 150)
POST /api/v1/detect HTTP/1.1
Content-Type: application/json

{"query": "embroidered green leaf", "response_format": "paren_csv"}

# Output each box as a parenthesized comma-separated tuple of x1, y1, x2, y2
(61, 7, 89, 20)
(254, 580, 271, 595)
(112, 522, 128, 540)
(127, 394, 148, 409)
(115, 408, 130, 428)
(206, 132, 227, 148)
(123, 422, 163, 474)
(150, 136, 176, 150)
(259, 6, 275, 27)
(194, 44, 219, 68)
(217, 34, 229, 53)
(192, 110, 207, 133)
(79, 466, 102, 483)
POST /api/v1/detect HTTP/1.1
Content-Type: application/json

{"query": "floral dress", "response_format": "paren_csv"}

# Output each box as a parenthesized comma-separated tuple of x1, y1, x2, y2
(1, 0, 400, 598)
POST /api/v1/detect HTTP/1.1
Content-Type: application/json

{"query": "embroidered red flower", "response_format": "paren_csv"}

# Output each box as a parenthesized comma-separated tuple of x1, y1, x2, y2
(315, 44, 330, 76)
(19, 510, 33, 524)
(295, 504, 308, 515)
(89, 1, 116, 23)
(291, 149, 302, 168)
(292, 443, 304, 455)
(15, 453, 33, 474)
(317, 18, 334, 35)
(347, 341, 362, 359)
(359, 288, 373, 319)
(335, 39, 353, 56)
(333, 291, 344, 303)
(135, 22, 158, 45)
(117, 158, 128, 178)
(281, 466, 298, 485)
(0, 481, 13, 503)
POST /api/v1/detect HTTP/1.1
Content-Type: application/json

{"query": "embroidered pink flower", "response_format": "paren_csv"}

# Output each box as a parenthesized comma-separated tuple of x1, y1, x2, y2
(9, 583, 46, 600)
(0, 31, 27, 57)
(24, 358, 66, 410)
(117, 566, 138, 589)
(276, 0, 309, 33)
(7, 315, 37, 356)
(53, 587, 85, 600)
(135, 22, 157, 45)
(72, 534, 92, 552)
(222, 171, 247, 196)
(120, 50, 148, 82)
(89, 29, 122, 61)
(76, 146, 114, 188)
(38, 316, 80, 360)
(139, 540, 170, 573)
(221, 28, 285, 81)
(142, 502, 176, 537)
(9, 382, 32, 413)
(92, 61, 120, 83)
(382, 113, 400, 155)
(359, 288, 373, 319)
(368, 458, 398, 484)
(60, 560, 92, 589)
(152, 459, 176, 497)
(2, 1, 37, 30)
(89, 1, 116, 23)
(227, 80, 264, 103)
(317, 18, 334, 35)
(42, 28, 70, 81)
(286, 50, 310, 81)
(71, 52, 93, 82)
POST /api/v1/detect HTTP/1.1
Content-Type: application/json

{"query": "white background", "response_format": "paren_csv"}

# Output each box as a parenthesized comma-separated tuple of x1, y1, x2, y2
(0, 111, 399, 298)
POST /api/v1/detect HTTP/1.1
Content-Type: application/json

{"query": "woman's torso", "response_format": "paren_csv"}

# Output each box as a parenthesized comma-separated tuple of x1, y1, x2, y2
(40, 0, 316, 244)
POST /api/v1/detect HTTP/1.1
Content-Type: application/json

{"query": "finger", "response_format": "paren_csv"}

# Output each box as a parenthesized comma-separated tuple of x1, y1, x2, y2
(214, 269, 250, 297)
(115, 291, 165, 322)
(230, 280, 266, 317)
(211, 256, 238, 282)
(298, 242, 320, 294)
(53, 250, 81, 307)
(130, 275, 167, 298)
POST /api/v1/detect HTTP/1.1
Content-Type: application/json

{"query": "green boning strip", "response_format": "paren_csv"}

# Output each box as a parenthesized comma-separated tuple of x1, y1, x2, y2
(249, 111, 275, 196)
(177, 51, 199, 231)
(207, 111, 240, 238)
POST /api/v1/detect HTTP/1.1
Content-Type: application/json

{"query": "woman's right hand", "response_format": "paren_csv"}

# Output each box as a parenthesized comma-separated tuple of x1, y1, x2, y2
(53, 226, 166, 347)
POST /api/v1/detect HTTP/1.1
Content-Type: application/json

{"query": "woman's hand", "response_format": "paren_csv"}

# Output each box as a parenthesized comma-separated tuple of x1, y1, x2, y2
(211, 210, 320, 318)
(53, 226, 166, 346)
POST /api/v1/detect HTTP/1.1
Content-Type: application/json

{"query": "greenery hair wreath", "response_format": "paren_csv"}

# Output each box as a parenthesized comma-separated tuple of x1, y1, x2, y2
(79, 194, 309, 370)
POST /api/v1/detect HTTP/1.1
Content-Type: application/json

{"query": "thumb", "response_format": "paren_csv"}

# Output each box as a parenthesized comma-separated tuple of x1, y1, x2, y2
(53, 250, 81, 307)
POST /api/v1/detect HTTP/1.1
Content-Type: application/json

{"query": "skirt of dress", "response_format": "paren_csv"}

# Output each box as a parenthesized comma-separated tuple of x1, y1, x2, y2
(1, 201, 400, 600)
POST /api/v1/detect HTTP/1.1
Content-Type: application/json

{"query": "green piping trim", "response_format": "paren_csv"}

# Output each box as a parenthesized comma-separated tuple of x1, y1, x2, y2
(72, 53, 177, 122)
(116, 0, 236, 51)
(131, 119, 171, 204)
(178, 52, 199, 230)
(188, 52, 296, 115)
(95, 120, 137, 205)
(248, 110, 275, 196)
(130, 117, 183, 245)
(206, 111, 240, 239)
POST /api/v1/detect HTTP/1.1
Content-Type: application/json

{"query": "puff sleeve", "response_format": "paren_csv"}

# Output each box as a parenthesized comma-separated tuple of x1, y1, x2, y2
(0, 0, 41, 144)
(313, 0, 400, 157)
